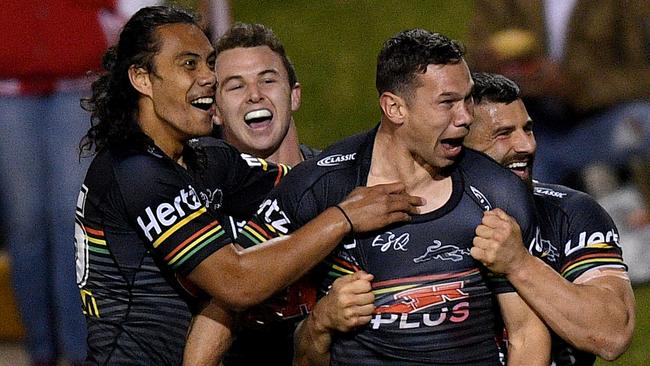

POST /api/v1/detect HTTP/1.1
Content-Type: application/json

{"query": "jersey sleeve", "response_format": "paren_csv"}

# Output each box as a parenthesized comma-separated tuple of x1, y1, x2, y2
(462, 151, 538, 295)
(204, 144, 291, 219)
(235, 162, 322, 248)
(116, 156, 230, 276)
(558, 193, 627, 282)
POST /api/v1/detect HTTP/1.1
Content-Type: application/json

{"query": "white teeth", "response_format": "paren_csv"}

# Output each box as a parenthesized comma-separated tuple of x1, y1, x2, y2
(244, 109, 272, 121)
(191, 97, 214, 105)
(507, 162, 528, 169)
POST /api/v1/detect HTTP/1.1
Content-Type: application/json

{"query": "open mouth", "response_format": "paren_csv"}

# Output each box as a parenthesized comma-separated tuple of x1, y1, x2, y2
(440, 137, 464, 150)
(506, 161, 530, 175)
(244, 108, 273, 127)
(190, 97, 214, 111)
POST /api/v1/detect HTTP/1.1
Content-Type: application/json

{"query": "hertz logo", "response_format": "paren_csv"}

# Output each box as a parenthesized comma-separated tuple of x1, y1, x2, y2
(136, 186, 202, 242)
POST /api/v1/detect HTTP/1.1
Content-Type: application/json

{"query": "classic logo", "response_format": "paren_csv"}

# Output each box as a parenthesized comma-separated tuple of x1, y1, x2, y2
(317, 153, 356, 167)
(372, 232, 409, 252)
(470, 186, 492, 211)
(534, 186, 567, 198)
(413, 240, 470, 263)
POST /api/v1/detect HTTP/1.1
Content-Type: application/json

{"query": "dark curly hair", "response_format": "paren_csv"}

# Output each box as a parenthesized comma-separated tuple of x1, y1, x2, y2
(471, 72, 521, 104)
(80, 6, 200, 156)
(376, 29, 465, 103)
(214, 23, 298, 87)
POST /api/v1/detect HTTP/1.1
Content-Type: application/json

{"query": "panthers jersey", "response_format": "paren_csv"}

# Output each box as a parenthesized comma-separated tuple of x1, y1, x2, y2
(238, 127, 537, 365)
(75, 138, 287, 365)
(530, 182, 628, 366)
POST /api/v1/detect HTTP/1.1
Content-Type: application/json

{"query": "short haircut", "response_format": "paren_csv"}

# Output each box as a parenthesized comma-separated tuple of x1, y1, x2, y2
(215, 23, 298, 87)
(376, 28, 465, 101)
(471, 72, 521, 104)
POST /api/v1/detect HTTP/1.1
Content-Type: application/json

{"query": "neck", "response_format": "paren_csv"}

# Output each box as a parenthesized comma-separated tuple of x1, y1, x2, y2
(368, 121, 452, 213)
(137, 104, 185, 164)
(263, 121, 304, 166)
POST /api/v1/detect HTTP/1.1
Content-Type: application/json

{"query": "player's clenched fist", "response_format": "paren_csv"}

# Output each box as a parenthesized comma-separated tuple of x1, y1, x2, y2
(471, 208, 529, 274)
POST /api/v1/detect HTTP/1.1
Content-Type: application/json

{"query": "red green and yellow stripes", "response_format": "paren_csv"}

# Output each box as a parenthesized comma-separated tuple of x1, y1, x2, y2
(322, 256, 362, 279)
(85, 226, 108, 256)
(164, 220, 225, 270)
(561, 252, 626, 279)
(240, 220, 281, 245)
(153, 207, 207, 248)
(372, 269, 479, 296)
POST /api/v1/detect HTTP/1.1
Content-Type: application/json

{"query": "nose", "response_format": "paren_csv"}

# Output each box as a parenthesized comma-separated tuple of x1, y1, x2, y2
(454, 98, 474, 128)
(198, 64, 216, 88)
(247, 83, 263, 103)
(513, 130, 536, 154)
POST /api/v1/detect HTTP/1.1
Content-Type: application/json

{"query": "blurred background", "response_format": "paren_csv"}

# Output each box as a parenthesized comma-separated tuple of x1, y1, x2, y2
(0, 1, 648, 365)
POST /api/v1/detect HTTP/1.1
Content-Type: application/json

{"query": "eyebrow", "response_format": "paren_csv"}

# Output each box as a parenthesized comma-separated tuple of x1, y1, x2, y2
(219, 68, 281, 85)
(175, 49, 216, 60)
(258, 68, 281, 77)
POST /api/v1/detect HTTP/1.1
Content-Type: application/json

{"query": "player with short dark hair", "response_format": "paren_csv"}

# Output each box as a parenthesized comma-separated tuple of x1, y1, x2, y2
(75, 6, 422, 364)
(239, 29, 550, 365)
(186, 22, 321, 366)
(466, 72, 635, 365)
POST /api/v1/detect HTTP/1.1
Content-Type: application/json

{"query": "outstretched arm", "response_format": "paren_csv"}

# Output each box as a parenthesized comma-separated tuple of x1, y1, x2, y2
(294, 271, 375, 366)
(473, 208, 635, 360)
(188, 183, 423, 311)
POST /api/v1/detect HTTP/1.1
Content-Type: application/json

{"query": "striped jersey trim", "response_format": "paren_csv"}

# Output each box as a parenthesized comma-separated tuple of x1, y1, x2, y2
(153, 207, 207, 248)
(84, 226, 109, 255)
(372, 269, 479, 296)
(560, 251, 625, 277)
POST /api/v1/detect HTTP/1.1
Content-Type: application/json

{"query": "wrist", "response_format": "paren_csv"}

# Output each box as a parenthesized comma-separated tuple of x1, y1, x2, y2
(331, 205, 354, 234)
(309, 301, 332, 334)
(506, 251, 535, 282)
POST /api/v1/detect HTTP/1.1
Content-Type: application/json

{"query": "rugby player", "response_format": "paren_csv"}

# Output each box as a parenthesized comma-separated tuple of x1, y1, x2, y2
(186, 23, 321, 366)
(75, 7, 422, 364)
(293, 71, 636, 366)
(241, 29, 551, 365)
(465, 72, 635, 364)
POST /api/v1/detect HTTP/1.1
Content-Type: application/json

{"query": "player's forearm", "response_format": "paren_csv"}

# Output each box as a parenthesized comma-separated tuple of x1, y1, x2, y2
(189, 207, 349, 310)
(499, 292, 551, 366)
(184, 301, 234, 366)
(506, 320, 550, 366)
(293, 313, 332, 366)
(507, 255, 635, 359)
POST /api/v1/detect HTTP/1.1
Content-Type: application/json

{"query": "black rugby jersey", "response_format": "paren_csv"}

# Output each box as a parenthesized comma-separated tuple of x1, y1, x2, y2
(74, 138, 288, 365)
(238, 127, 537, 365)
(530, 182, 628, 366)
(222, 143, 322, 366)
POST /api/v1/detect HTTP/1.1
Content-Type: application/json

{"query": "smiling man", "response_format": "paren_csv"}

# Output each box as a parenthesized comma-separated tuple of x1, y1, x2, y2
(190, 23, 322, 366)
(213, 23, 319, 166)
(465, 72, 635, 365)
(75, 7, 422, 365)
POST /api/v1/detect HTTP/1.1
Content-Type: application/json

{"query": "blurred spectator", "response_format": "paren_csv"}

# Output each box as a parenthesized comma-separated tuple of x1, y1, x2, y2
(0, 2, 158, 365)
(167, 0, 232, 42)
(466, 0, 650, 190)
